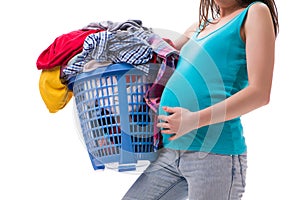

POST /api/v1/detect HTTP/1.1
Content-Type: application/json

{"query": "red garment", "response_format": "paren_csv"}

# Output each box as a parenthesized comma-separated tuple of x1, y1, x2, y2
(36, 29, 102, 70)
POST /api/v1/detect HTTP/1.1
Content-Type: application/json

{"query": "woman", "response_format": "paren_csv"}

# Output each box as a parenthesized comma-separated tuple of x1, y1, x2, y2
(123, 0, 279, 199)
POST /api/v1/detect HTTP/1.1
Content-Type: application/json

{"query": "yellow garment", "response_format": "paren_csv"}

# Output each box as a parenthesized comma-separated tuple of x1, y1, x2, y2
(39, 66, 73, 113)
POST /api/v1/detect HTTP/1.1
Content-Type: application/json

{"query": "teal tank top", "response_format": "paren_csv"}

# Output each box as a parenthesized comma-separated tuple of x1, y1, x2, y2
(158, 3, 258, 154)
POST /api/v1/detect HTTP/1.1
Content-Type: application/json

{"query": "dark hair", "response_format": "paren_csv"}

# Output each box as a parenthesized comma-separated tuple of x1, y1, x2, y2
(198, 0, 279, 36)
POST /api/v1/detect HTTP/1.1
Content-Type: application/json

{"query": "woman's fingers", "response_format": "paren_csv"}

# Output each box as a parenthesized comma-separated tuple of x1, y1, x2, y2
(162, 106, 179, 113)
(157, 121, 170, 129)
(157, 114, 168, 122)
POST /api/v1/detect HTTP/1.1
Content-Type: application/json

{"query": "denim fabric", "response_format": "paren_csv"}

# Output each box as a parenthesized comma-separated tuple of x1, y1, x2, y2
(122, 148, 247, 200)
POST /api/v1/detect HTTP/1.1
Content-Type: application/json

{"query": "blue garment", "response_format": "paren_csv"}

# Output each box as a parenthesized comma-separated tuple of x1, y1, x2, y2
(158, 3, 260, 154)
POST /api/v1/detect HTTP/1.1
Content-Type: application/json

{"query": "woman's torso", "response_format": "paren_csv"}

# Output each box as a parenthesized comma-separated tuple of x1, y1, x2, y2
(158, 2, 260, 154)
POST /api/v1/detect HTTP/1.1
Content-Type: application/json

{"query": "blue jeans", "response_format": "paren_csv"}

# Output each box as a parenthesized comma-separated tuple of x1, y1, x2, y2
(122, 148, 247, 200)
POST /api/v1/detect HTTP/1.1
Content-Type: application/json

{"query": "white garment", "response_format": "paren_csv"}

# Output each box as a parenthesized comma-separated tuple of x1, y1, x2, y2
(83, 60, 112, 72)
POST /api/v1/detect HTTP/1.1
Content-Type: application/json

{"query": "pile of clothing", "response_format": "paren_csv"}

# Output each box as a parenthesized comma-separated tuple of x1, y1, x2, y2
(36, 19, 179, 150)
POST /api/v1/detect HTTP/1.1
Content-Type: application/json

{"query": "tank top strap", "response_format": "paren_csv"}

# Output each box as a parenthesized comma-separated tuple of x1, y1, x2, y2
(236, 1, 263, 27)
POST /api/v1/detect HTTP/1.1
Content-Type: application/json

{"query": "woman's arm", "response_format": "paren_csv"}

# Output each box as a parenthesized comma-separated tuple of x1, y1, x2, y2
(173, 22, 198, 50)
(157, 3, 276, 140)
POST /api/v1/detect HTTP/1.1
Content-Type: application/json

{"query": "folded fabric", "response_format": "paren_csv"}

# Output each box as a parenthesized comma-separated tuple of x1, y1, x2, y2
(39, 66, 73, 113)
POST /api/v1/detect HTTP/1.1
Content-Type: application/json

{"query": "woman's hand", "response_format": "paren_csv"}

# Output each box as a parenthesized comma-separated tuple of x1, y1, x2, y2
(157, 106, 200, 141)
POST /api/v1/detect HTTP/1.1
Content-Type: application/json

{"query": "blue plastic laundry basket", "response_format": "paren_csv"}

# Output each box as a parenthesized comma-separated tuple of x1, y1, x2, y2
(69, 63, 158, 172)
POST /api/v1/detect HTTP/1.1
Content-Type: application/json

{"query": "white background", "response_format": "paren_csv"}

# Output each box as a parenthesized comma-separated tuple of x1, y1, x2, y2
(0, 0, 299, 199)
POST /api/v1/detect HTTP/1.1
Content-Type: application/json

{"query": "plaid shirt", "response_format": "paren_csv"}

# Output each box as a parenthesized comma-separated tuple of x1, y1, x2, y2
(62, 29, 153, 80)
(143, 33, 179, 150)
(144, 33, 179, 112)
